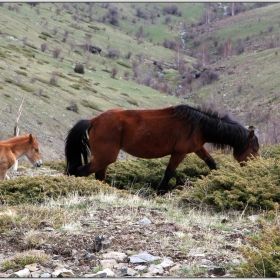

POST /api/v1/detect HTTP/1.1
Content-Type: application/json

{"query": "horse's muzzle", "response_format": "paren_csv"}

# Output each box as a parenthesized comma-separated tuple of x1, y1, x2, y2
(35, 160, 42, 167)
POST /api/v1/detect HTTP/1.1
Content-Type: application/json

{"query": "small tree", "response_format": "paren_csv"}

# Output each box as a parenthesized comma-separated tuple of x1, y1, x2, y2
(111, 67, 118, 78)
(74, 63, 84, 74)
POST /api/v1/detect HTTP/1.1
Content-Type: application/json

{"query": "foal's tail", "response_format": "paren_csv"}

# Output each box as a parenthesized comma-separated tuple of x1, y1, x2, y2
(65, 119, 92, 176)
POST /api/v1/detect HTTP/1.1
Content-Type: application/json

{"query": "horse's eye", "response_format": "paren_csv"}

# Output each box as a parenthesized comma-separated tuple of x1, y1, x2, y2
(35, 149, 39, 152)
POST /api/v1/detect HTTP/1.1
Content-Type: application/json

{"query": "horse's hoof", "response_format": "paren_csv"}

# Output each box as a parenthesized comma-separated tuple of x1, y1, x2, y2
(156, 191, 167, 196)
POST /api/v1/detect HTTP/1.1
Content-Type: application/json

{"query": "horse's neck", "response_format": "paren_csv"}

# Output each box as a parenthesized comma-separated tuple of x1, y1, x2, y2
(6, 139, 28, 159)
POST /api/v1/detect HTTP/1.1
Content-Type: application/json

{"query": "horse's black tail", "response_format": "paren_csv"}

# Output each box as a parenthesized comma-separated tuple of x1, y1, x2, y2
(65, 119, 92, 176)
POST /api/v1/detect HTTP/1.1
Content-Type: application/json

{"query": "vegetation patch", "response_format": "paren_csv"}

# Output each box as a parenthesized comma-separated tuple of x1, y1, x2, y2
(184, 157, 280, 211)
(80, 100, 102, 111)
(15, 70, 27, 76)
(41, 31, 52, 38)
(126, 98, 139, 106)
(18, 83, 34, 92)
(237, 213, 280, 277)
(0, 175, 127, 205)
(0, 250, 51, 272)
(88, 25, 100, 30)
(70, 84, 80, 90)
(106, 154, 212, 195)
(117, 61, 131, 68)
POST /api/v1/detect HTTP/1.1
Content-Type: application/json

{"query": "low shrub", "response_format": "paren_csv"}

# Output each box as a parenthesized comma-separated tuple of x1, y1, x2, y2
(185, 157, 280, 211)
(0, 175, 126, 205)
(106, 153, 212, 194)
(236, 211, 280, 277)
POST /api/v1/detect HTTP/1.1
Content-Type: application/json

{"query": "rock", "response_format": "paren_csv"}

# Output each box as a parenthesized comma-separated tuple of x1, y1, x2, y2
(159, 258, 174, 268)
(52, 268, 75, 278)
(138, 217, 152, 224)
(148, 264, 164, 275)
(207, 266, 226, 276)
(222, 244, 237, 251)
(187, 253, 205, 258)
(247, 215, 260, 222)
(200, 258, 213, 265)
(101, 239, 111, 249)
(39, 272, 52, 278)
(102, 251, 127, 262)
(30, 271, 41, 277)
(42, 227, 55, 232)
(84, 272, 107, 278)
(25, 263, 39, 272)
(84, 252, 94, 260)
(129, 252, 161, 263)
(99, 259, 118, 268)
(126, 267, 137, 276)
(98, 268, 115, 277)
(134, 265, 147, 271)
(169, 264, 182, 272)
(9, 268, 30, 278)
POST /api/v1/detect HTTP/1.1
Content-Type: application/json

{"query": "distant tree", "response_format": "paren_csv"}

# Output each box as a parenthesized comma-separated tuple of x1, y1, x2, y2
(109, 15, 119, 26)
(52, 47, 61, 58)
(107, 48, 120, 58)
(49, 72, 58, 85)
(111, 67, 118, 78)
(40, 43, 48, 52)
(136, 8, 148, 20)
(200, 70, 219, 85)
(236, 38, 245, 54)
(199, 43, 211, 66)
(125, 51, 132, 59)
(74, 63, 84, 74)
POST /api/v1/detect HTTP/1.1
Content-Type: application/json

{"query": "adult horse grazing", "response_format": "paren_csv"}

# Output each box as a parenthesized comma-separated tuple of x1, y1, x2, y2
(65, 104, 259, 195)
(0, 134, 42, 181)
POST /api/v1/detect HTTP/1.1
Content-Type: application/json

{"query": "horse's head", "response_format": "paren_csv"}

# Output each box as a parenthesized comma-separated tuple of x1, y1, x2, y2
(26, 134, 42, 167)
(233, 130, 259, 166)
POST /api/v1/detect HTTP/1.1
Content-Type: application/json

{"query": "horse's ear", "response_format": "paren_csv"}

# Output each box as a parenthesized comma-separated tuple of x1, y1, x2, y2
(29, 134, 34, 143)
(249, 130, 255, 140)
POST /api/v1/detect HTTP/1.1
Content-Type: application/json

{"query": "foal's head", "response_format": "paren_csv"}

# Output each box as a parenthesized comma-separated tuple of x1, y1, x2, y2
(25, 134, 42, 167)
(233, 130, 259, 165)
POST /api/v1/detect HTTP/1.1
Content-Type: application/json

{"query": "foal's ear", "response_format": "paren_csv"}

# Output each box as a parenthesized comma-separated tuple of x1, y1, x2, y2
(29, 134, 34, 143)
(249, 130, 255, 140)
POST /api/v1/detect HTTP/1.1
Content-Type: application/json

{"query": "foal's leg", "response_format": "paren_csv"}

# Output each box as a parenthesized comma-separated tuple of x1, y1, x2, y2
(195, 146, 216, 170)
(157, 153, 187, 196)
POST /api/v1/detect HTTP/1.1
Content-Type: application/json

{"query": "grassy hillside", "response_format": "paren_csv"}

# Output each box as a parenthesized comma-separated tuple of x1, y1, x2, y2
(0, 2, 280, 162)
(0, 3, 185, 159)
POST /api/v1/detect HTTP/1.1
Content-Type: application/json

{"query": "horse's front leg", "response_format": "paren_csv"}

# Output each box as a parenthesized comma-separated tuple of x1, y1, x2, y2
(157, 153, 187, 196)
(195, 146, 216, 170)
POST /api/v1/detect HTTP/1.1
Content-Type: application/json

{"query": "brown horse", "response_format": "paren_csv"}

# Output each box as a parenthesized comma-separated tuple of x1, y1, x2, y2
(0, 134, 42, 181)
(65, 104, 259, 195)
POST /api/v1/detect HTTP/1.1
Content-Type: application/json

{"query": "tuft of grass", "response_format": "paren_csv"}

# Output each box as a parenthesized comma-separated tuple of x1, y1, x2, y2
(80, 100, 102, 111)
(0, 250, 51, 271)
(236, 210, 280, 277)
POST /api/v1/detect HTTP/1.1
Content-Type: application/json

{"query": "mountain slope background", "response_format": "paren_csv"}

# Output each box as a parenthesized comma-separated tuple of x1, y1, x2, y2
(0, 2, 280, 161)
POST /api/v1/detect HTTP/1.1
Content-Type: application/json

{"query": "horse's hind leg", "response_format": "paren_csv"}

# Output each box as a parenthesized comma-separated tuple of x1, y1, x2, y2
(157, 153, 187, 196)
(76, 150, 118, 181)
(195, 146, 216, 170)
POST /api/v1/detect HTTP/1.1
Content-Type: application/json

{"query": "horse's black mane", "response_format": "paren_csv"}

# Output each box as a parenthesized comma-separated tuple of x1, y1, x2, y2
(173, 104, 258, 154)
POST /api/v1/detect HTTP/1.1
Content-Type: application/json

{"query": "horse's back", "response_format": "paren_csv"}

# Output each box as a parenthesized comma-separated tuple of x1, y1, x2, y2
(89, 106, 195, 158)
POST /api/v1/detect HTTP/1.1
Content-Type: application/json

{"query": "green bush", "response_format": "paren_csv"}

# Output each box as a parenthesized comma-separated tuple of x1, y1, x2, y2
(106, 154, 212, 194)
(184, 157, 280, 211)
(237, 212, 280, 277)
(0, 176, 127, 205)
